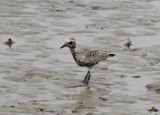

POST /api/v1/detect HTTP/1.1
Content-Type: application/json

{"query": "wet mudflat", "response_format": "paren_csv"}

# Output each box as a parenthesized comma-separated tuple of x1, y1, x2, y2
(0, 0, 160, 115)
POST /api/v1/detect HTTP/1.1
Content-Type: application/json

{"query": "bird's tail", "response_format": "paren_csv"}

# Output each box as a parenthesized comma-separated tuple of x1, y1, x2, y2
(108, 54, 115, 57)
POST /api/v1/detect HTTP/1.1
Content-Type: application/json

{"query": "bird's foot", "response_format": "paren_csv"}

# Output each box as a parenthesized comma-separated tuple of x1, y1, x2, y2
(81, 80, 89, 85)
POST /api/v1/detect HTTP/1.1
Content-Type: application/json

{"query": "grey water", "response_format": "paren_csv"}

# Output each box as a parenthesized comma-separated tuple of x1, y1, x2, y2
(0, 0, 160, 114)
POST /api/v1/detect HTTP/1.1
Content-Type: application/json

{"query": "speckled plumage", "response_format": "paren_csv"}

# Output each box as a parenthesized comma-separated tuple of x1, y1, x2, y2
(71, 48, 113, 68)
(60, 38, 115, 84)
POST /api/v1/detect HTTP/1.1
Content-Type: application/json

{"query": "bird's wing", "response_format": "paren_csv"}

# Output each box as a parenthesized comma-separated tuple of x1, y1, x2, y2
(75, 48, 91, 63)
(75, 49, 108, 65)
(87, 50, 108, 64)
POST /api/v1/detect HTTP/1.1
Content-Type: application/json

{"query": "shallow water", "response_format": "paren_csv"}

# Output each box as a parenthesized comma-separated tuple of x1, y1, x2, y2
(0, 0, 160, 115)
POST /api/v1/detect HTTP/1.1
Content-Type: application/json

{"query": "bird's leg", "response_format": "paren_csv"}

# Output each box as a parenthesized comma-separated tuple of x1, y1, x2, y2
(83, 71, 89, 83)
(86, 71, 91, 84)
(83, 68, 91, 84)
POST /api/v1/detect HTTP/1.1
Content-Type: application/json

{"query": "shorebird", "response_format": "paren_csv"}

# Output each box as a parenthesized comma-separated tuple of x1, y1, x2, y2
(124, 38, 132, 49)
(60, 38, 115, 84)
(4, 38, 14, 48)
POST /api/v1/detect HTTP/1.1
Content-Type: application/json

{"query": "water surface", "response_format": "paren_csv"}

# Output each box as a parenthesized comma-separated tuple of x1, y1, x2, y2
(0, 0, 160, 115)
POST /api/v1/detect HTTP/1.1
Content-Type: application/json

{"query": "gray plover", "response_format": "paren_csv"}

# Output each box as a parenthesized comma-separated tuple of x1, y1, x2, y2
(4, 38, 14, 48)
(124, 38, 132, 48)
(60, 38, 115, 84)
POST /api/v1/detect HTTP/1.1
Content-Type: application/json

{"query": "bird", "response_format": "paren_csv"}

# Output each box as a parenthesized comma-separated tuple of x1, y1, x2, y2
(4, 38, 14, 48)
(124, 38, 132, 49)
(60, 38, 115, 84)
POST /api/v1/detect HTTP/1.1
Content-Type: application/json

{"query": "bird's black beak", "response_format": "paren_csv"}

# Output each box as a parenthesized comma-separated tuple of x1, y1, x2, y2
(60, 44, 67, 49)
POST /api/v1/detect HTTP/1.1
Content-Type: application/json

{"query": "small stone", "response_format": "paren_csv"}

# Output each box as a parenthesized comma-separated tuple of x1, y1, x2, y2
(99, 97, 107, 101)
(10, 106, 15, 108)
(86, 112, 93, 115)
(35, 107, 44, 112)
(132, 75, 141, 78)
(121, 74, 126, 79)
(72, 108, 78, 113)
(91, 6, 100, 10)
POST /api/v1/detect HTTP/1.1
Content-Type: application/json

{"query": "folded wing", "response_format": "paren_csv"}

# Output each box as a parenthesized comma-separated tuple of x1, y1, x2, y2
(75, 49, 112, 67)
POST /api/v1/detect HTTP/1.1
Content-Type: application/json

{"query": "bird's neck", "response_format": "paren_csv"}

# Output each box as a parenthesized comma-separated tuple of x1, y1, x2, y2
(70, 48, 77, 61)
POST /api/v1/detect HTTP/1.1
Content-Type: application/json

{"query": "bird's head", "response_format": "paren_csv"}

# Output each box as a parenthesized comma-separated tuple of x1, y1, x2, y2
(60, 38, 76, 49)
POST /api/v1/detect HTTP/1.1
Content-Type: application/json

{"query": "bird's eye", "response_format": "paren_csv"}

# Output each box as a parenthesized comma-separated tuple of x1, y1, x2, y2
(69, 41, 72, 45)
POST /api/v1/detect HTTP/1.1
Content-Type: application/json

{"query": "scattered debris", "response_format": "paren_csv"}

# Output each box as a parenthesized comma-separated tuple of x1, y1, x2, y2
(69, 1, 74, 3)
(32, 100, 39, 105)
(56, 9, 64, 12)
(146, 82, 160, 94)
(72, 108, 78, 113)
(124, 38, 132, 49)
(91, 6, 100, 10)
(98, 97, 107, 101)
(132, 75, 141, 78)
(85, 112, 93, 115)
(124, 38, 140, 51)
(10, 106, 15, 108)
(35, 107, 44, 112)
(121, 74, 126, 79)
(46, 110, 55, 113)
(130, 48, 139, 51)
(148, 107, 159, 112)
